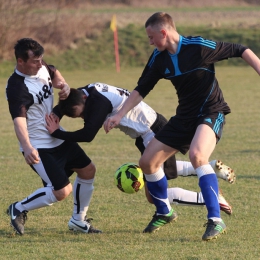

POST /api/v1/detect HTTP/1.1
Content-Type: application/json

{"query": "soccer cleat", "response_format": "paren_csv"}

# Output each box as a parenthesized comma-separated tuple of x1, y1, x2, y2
(6, 202, 28, 235)
(143, 208, 178, 233)
(210, 160, 236, 184)
(218, 190, 232, 215)
(202, 219, 227, 241)
(68, 216, 102, 233)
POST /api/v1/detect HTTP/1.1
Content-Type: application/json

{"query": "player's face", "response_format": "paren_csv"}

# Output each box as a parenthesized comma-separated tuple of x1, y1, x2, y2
(146, 25, 166, 51)
(17, 50, 43, 76)
(72, 103, 85, 119)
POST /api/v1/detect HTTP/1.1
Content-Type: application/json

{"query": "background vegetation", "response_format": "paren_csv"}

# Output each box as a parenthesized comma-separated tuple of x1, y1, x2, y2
(0, 0, 260, 76)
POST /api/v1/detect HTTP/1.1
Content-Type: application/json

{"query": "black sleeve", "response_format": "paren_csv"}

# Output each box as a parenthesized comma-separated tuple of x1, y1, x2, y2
(135, 50, 162, 98)
(202, 41, 248, 64)
(52, 104, 63, 119)
(6, 73, 34, 119)
(51, 88, 113, 142)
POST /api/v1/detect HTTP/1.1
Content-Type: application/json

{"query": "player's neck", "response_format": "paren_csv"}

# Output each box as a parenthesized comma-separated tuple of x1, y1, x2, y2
(167, 33, 179, 54)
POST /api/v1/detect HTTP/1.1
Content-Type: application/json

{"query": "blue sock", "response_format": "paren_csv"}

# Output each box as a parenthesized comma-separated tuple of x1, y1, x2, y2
(199, 174, 220, 218)
(146, 175, 169, 215)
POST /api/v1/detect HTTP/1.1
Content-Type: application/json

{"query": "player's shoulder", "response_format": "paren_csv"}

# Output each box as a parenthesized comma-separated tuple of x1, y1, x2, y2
(147, 48, 164, 67)
(7, 71, 25, 87)
(6, 72, 27, 94)
(181, 35, 216, 49)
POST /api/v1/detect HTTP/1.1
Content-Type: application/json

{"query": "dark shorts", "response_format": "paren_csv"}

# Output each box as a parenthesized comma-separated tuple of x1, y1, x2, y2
(30, 141, 91, 190)
(155, 112, 225, 155)
(135, 113, 178, 180)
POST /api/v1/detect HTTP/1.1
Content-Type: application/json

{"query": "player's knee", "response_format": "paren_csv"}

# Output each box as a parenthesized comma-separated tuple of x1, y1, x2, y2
(139, 158, 150, 173)
(53, 183, 72, 201)
(75, 162, 96, 180)
(189, 151, 208, 168)
(139, 158, 160, 173)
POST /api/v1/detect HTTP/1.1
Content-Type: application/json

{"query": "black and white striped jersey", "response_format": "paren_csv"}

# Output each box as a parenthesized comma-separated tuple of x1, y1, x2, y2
(6, 62, 64, 150)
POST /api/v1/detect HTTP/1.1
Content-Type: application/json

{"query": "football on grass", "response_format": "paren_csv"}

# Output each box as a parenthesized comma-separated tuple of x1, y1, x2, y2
(114, 163, 144, 194)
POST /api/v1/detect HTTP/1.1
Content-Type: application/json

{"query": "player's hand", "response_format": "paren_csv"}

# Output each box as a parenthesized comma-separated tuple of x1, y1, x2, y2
(23, 146, 40, 165)
(103, 114, 121, 133)
(57, 81, 70, 100)
(45, 114, 60, 134)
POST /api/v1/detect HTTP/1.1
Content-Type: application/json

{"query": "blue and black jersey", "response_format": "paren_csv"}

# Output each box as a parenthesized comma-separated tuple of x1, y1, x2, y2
(135, 35, 248, 119)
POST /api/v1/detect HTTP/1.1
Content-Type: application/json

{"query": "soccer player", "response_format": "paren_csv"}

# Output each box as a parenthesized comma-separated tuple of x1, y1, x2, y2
(104, 12, 260, 240)
(6, 38, 101, 235)
(45, 83, 234, 216)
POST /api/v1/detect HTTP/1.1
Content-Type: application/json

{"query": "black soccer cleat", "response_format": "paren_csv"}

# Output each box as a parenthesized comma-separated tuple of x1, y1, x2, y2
(7, 202, 28, 235)
(202, 219, 227, 241)
(143, 209, 178, 233)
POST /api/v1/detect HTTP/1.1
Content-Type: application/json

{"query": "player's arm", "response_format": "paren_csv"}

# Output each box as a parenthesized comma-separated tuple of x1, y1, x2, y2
(241, 49, 260, 75)
(43, 61, 70, 100)
(104, 89, 143, 133)
(46, 91, 113, 142)
(13, 117, 40, 165)
(52, 69, 70, 100)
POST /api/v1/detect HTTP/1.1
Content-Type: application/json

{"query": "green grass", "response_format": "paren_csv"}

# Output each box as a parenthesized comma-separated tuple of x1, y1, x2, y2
(1, 66, 260, 259)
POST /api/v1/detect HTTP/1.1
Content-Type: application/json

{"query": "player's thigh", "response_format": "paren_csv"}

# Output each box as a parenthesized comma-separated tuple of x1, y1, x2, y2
(64, 142, 92, 176)
(189, 124, 216, 166)
(140, 137, 177, 173)
(32, 151, 70, 191)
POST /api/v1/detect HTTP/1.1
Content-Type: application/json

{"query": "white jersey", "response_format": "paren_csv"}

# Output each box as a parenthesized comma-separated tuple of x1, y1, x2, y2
(6, 64, 64, 150)
(85, 83, 157, 138)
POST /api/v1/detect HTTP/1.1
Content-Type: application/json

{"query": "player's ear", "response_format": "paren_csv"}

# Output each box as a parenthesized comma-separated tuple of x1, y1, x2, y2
(17, 57, 24, 65)
(82, 95, 87, 100)
(161, 29, 167, 38)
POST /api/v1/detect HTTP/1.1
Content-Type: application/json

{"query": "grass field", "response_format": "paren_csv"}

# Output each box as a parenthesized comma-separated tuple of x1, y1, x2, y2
(0, 66, 260, 259)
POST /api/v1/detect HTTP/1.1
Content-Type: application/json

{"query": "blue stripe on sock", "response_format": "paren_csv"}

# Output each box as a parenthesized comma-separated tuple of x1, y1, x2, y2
(199, 174, 220, 218)
(147, 175, 169, 214)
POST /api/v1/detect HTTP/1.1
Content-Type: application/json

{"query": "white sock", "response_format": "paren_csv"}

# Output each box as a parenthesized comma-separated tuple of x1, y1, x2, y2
(16, 187, 58, 212)
(176, 161, 196, 176)
(210, 217, 222, 222)
(167, 187, 205, 206)
(72, 177, 94, 221)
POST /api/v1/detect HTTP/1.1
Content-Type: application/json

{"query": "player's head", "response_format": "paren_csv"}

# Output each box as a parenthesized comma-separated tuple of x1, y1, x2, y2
(58, 88, 86, 118)
(14, 38, 44, 75)
(145, 12, 176, 30)
(145, 12, 176, 51)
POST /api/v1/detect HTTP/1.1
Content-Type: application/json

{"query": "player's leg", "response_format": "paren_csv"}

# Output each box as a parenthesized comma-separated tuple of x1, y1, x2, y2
(139, 137, 178, 233)
(167, 187, 232, 215)
(65, 142, 102, 234)
(190, 121, 226, 241)
(7, 147, 72, 235)
(145, 183, 232, 215)
(176, 159, 236, 184)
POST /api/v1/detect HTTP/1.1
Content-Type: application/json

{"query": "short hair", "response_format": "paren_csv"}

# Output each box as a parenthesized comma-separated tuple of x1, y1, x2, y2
(145, 12, 176, 30)
(58, 88, 85, 117)
(14, 38, 44, 61)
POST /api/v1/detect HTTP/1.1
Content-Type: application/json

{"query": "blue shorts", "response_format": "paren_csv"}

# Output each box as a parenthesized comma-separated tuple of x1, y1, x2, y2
(155, 112, 225, 155)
